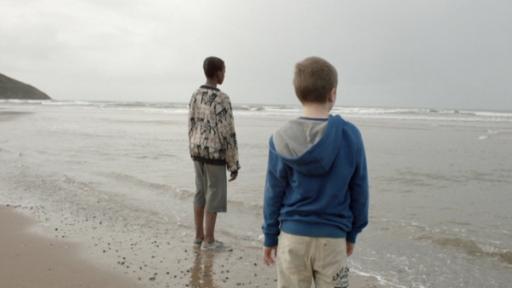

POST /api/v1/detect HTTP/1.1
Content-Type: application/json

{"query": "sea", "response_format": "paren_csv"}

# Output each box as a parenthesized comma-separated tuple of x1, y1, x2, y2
(1, 99, 511, 288)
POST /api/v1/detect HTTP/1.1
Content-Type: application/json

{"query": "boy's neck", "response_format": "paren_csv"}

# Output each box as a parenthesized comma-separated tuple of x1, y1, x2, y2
(302, 103, 331, 119)
(205, 79, 218, 88)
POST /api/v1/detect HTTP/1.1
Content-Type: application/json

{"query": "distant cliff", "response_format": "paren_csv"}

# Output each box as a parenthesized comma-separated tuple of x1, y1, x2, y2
(0, 73, 51, 100)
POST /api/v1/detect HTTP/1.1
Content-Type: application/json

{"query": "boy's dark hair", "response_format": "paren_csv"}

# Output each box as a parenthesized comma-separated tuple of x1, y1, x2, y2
(203, 56, 225, 78)
(293, 56, 338, 104)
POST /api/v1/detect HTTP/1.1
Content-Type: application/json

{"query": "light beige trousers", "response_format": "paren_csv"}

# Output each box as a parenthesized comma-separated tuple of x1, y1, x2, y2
(277, 232, 349, 288)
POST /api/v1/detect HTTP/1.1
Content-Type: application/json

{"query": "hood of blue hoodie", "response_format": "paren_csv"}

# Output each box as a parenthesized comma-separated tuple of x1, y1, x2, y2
(271, 115, 344, 175)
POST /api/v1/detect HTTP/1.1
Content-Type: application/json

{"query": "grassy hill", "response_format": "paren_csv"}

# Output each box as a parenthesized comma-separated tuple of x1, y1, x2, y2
(0, 73, 51, 100)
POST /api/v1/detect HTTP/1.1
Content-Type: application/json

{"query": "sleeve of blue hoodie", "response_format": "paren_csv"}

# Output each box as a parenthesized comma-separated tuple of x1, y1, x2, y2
(262, 138, 288, 247)
(346, 127, 369, 243)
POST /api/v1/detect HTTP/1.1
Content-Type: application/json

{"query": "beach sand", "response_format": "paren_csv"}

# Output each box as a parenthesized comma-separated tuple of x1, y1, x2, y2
(0, 206, 139, 288)
(1, 206, 380, 288)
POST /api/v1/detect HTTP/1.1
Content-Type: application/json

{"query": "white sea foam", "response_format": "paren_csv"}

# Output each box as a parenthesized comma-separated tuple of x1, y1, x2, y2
(2, 100, 512, 122)
(350, 266, 412, 288)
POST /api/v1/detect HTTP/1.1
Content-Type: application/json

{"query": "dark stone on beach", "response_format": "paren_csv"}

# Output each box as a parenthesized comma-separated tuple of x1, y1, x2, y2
(0, 73, 51, 100)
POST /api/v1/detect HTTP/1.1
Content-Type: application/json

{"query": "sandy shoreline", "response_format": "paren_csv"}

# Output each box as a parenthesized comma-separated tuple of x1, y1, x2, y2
(0, 206, 139, 288)
(1, 205, 381, 288)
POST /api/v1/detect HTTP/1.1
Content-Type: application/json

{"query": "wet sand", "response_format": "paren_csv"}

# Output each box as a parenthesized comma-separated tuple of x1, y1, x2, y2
(0, 206, 380, 288)
(0, 206, 139, 288)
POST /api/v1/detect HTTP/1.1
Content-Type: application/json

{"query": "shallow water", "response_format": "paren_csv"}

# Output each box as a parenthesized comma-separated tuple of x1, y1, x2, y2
(1, 101, 511, 287)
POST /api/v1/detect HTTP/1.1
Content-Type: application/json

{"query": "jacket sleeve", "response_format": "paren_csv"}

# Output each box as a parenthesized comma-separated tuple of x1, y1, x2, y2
(262, 138, 288, 247)
(188, 94, 195, 140)
(347, 130, 369, 243)
(215, 95, 240, 172)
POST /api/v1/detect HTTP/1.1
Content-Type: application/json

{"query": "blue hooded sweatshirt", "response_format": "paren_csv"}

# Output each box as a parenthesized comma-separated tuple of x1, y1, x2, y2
(262, 114, 369, 247)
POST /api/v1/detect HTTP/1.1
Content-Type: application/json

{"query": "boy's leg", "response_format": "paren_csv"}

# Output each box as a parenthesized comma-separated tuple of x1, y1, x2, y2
(193, 161, 207, 241)
(204, 211, 217, 243)
(194, 206, 205, 241)
(204, 163, 227, 243)
(276, 232, 314, 288)
(312, 237, 349, 288)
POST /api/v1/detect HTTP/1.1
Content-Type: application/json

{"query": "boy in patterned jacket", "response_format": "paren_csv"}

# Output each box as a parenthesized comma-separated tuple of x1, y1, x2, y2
(188, 56, 240, 250)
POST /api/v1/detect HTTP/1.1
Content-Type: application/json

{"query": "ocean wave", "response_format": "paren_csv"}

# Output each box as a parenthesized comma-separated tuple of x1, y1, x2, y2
(2, 99, 512, 122)
(42, 100, 95, 106)
(350, 266, 412, 288)
(417, 235, 512, 265)
(100, 172, 173, 192)
(0, 99, 50, 105)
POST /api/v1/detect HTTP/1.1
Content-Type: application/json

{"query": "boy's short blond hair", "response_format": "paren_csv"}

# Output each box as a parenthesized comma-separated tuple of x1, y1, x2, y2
(293, 57, 338, 104)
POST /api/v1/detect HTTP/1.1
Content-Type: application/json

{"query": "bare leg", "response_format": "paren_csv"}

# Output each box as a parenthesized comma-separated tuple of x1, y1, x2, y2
(204, 210, 217, 243)
(194, 206, 205, 241)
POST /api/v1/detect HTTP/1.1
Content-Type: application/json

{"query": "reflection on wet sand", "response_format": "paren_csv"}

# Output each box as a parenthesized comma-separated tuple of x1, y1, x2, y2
(189, 248, 218, 288)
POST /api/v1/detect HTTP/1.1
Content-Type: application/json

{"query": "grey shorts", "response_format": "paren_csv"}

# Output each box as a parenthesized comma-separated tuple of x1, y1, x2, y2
(193, 161, 227, 213)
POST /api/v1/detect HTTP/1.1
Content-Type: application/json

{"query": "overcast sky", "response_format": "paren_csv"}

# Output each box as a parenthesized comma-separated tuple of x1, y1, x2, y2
(1, 0, 511, 110)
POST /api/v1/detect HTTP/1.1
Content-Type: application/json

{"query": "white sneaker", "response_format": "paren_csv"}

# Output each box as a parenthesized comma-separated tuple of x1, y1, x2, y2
(201, 240, 225, 251)
(193, 238, 203, 247)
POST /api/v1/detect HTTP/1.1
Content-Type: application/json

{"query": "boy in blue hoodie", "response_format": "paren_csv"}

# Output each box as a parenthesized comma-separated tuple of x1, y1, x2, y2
(262, 57, 369, 288)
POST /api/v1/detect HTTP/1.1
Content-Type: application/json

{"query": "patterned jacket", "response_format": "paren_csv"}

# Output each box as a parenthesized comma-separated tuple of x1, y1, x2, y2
(188, 85, 240, 172)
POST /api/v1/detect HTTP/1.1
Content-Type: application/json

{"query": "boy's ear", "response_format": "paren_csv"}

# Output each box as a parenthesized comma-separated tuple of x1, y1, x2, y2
(216, 69, 225, 84)
(329, 88, 337, 103)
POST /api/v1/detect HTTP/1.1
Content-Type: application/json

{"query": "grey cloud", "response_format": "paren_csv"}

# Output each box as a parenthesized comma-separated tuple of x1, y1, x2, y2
(0, 0, 510, 110)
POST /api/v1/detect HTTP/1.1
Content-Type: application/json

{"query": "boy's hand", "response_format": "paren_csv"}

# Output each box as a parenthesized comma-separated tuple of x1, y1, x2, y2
(263, 246, 277, 266)
(228, 170, 238, 182)
(346, 241, 355, 257)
